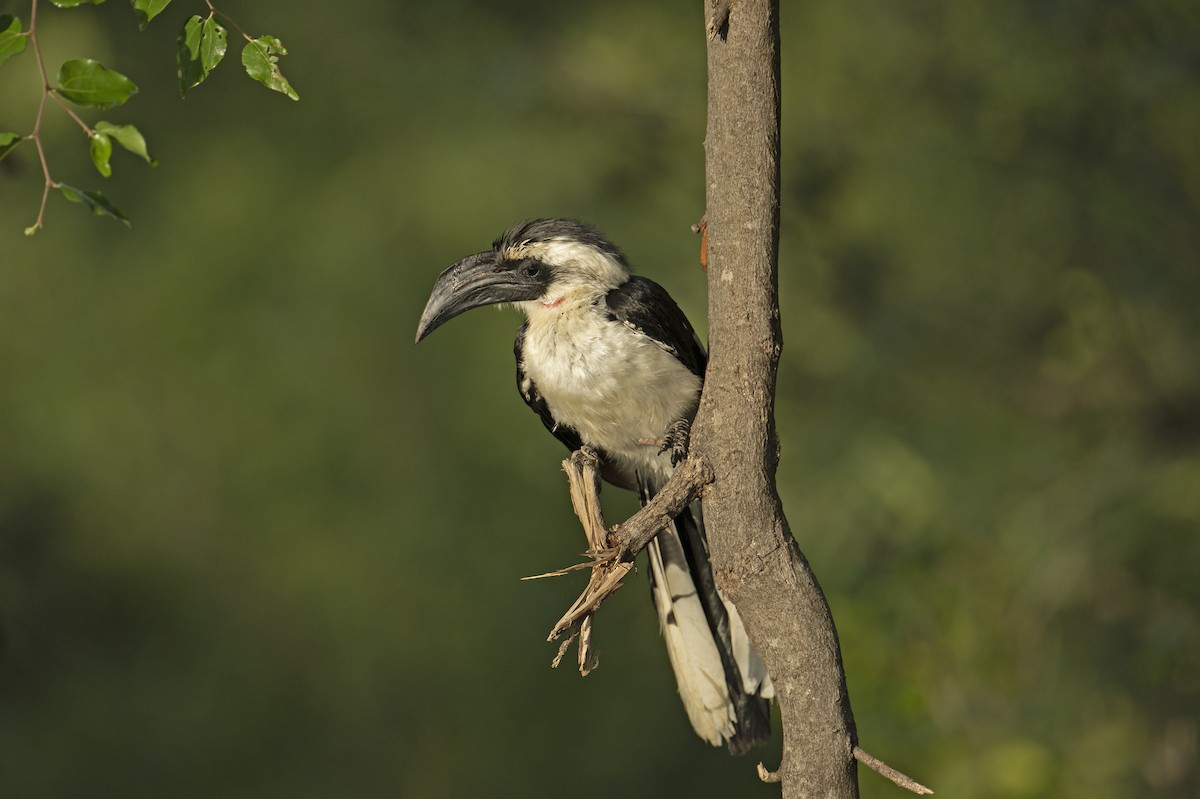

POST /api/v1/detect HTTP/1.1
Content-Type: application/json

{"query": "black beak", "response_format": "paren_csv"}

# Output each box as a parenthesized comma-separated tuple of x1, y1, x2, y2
(415, 251, 545, 343)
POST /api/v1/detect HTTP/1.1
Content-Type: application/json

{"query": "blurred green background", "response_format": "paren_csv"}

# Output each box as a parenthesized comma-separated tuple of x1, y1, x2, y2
(1, 1, 1197, 797)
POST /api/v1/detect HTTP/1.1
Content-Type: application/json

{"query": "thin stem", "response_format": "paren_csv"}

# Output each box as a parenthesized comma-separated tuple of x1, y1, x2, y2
(25, 0, 57, 234)
(49, 92, 93, 136)
(204, 0, 252, 41)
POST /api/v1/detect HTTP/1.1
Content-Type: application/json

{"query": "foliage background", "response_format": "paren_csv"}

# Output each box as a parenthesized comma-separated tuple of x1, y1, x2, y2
(1, 1, 1197, 797)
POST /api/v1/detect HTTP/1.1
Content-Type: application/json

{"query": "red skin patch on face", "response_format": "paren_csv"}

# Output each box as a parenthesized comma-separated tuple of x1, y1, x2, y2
(542, 297, 564, 308)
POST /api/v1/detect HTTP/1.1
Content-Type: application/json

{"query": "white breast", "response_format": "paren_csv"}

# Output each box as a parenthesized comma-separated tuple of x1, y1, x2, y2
(520, 300, 701, 478)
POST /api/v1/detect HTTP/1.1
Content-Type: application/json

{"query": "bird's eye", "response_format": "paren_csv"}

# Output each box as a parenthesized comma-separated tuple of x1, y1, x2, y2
(521, 262, 542, 278)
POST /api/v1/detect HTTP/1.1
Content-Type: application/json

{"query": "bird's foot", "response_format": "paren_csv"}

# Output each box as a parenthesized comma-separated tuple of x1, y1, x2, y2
(659, 419, 692, 466)
(571, 445, 601, 472)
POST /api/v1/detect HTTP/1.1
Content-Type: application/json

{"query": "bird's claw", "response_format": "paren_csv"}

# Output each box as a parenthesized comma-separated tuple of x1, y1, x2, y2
(572, 445, 601, 471)
(659, 419, 691, 466)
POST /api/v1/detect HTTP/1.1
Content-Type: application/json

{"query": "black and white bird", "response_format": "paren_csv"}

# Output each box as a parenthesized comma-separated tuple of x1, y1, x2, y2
(415, 219, 774, 754)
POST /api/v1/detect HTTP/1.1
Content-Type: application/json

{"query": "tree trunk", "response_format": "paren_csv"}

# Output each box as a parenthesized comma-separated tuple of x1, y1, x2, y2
(691, 1, 860, 796)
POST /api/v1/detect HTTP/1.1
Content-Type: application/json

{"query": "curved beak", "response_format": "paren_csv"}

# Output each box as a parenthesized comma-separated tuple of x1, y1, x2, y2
(415, 251, 543, 343)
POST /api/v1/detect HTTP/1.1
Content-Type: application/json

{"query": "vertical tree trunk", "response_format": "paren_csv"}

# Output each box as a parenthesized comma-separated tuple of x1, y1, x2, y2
(691, 1, 860, 796)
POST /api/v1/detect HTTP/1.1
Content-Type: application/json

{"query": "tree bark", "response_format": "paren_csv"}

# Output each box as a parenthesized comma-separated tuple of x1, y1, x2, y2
(691, 1, 860, 796)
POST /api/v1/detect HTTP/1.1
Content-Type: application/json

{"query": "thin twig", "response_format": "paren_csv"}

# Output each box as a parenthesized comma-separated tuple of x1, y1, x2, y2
(854, 746, 934, 795)
(521, 560, 595, 580)
(203, 0, 252, 41)
(49, 92, 93, 135)
(547, 557, 632, 643)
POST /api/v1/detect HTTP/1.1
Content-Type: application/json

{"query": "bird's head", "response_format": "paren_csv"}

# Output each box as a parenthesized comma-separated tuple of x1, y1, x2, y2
(415, 219, 631, 342)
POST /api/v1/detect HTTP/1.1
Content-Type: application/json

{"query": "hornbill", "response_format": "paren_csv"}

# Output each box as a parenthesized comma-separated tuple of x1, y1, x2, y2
(415, 219, 774, 754)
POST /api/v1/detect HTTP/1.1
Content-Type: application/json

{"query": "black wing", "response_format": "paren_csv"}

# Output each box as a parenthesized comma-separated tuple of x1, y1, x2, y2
(604, 276, 707, 379)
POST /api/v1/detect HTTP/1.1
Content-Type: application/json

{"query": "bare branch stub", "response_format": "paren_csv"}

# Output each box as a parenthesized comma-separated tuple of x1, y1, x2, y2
(757, 763, 782, 784)
(691, 213, 709, 270)
(706, 0, 733, 40)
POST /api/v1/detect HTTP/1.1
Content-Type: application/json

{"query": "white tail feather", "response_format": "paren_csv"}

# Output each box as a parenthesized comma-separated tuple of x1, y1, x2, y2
(647, 532, 736, 746)
(721, 591, 775, 699)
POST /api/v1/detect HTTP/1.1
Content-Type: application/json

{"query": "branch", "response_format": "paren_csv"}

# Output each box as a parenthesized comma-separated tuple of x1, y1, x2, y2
(541, 451, 714, 655)
(699, 0, 866, 795)
(607, 454, 713, 561)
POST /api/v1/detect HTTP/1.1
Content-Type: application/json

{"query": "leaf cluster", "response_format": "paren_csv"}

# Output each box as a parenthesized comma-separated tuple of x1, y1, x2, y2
(0, 0, 299, 235)
(177, 11, 298, 100)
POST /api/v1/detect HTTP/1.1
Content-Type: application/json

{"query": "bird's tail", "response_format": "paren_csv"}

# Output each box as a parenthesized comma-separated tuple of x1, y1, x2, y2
(640, 480, 774, 754)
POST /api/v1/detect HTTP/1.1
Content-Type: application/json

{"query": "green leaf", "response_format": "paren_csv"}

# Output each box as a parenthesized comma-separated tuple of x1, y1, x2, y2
(131, 0, 172, 30)
(241, 36, 299, 101)
(0, 131, 23, 162)
(95, 121, 156, 166)
(58, 183, 130, 226)
(90, 132, 113, 177)
(177, 14, 227, 97)
(0, 15, 27, 68)
(56, 59, 139, 109)
(177, 15, 204, 92)
(49, 0, 106, 7)
(198, 18, 227, 72)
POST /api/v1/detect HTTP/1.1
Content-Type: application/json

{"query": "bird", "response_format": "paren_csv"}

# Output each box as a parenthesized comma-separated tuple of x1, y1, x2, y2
(415, 218, 774, 754)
